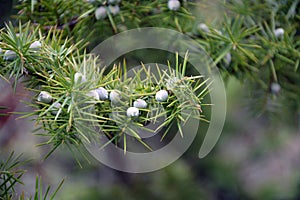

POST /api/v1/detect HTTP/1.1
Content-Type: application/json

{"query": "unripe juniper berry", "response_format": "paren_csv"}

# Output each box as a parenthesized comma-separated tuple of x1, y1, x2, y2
(51, 102, 62, 115)
(95, 6, 107, 20)
(109, 90, 121, 104)
(87, 90, 99, 101)
(29, 41, 42, 50)
(37, 91, 52, 103)
(96, 87, 109, 100)
(133, 99, 147, 109)
(109, 5, 120, 15)
(224, 52, 231, 67)
(74, 72, 87, 84)
(274, 28, 284, 38)
(168, 0, 180, 11)
(197, 23, 210, 33)
(270, 82, 281, 94)
(155, 90, 169, 102)
(4, 50, 16, 61)
(126, 107, 139, 117)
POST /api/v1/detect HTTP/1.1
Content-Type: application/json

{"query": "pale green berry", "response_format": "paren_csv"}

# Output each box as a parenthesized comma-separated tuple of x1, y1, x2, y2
(133, 99, 147, 109)
(271, 82, 281, 94)
(155, 90, 169, 102)
(224, 52, 231, 67)
(168, 0, 180, 11)
(127, 107, 139, 117)
(274, 28, 284, 38)
(109, 90, 121, 104)
(29, 41, 42, 50)
(37, 91, 52, 103)
(87, 90, 99, 101)
(4, 50, 17, 61)
(51, 102, 62, 115)
(96, 87, 109, 100)
(74, 72, 87, 83)
(197, 23, 210, 33)
(95, 6, 107, 20)
(109, 5, 120, 15)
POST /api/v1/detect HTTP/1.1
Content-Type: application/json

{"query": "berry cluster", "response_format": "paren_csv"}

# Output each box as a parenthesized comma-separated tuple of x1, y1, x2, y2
(32, 58, 206, 149)
(0, 22, 207, 152)
(0, 22, 205, 137)
(94, 0, 121, 20)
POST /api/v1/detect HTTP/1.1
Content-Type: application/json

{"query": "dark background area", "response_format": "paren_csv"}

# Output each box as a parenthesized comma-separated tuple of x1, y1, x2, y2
(0, 0, 13, 28)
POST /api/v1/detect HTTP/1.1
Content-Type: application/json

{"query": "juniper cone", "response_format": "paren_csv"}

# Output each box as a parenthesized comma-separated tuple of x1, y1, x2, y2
(4, 50, 16, 61)
(109, 5, 120, 16)
(270, 82, 281, 94)
(126, 107, 139, 117)
(51, 102, 62, 115)
(224, 53, 232, 67)
(96, 87, 109, 100)
(197, 23, 210, 33)
(37, 91, 53, 103)
(95, 6, 107, 20)
(29, 41, 42, 50)
(133, 99, 147, 109)
(155, 90, 169, 102)
(74, 72, 87, 83)
(87, 90, 100, 101)
(274, 28, 284, 38)
(109, 90, 121, 104)
(168, 0, 181, 11)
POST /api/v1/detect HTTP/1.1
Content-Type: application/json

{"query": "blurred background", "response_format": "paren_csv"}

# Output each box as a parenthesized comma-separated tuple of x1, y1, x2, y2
(1, 0, 300, 199)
